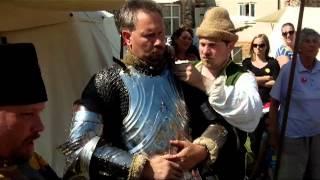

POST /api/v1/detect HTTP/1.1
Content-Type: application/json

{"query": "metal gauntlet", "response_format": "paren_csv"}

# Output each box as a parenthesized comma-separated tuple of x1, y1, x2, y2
(201, 124, 228, 147)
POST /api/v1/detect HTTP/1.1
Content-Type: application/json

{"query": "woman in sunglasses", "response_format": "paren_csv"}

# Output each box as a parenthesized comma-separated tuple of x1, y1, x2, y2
(242, 34, 280, 178)
(275, 22, 296, 67)
(243, 34, 280, 105)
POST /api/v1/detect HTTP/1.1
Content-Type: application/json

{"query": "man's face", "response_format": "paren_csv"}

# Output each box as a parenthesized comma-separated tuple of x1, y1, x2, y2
(199, 38, 234, 71)
(299, 36, 320, 60)
(0, 103, 45, 161)
(123, 10, 166, 63)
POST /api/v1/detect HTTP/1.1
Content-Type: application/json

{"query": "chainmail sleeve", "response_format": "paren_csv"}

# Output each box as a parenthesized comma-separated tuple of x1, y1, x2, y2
(61, 66, 147, 179)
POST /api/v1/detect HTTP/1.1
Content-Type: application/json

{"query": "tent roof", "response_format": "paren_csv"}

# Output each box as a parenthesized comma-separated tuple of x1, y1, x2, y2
(255, 8, 285, 23)
(154, 0, 179, 3)
(1, 0, 125, 11)
(0, 1, 124, 32)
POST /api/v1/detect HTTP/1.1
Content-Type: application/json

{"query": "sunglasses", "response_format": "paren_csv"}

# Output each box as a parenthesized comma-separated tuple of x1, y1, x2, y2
(282, 30, 294, 36)
(253, 44, 266, 48)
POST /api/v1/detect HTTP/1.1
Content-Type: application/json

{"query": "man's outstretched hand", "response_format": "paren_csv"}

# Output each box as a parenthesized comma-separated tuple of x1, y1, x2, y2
(165, 140, 208, 171)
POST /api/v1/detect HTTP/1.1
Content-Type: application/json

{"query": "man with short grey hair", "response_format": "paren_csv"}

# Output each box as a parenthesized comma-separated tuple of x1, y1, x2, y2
(269, 27, 320, 180)
(61, 0, 226, 179)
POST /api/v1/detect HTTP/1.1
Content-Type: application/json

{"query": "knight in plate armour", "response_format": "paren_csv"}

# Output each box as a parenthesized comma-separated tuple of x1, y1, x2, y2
(60, 0, 230, 179)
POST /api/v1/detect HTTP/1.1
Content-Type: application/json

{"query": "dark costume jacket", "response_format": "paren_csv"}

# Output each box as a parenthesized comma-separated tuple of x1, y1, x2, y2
(184, 62, 249, 180)
(0, 152, 60, 180)
(61, 53, 246, 180)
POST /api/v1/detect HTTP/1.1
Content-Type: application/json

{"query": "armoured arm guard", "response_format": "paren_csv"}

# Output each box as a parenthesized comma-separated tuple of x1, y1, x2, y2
(190, 99, 227, 165)
(193, 124, 228, 165)
(60, 104, 147, 179)
(59, 104, 103, 179)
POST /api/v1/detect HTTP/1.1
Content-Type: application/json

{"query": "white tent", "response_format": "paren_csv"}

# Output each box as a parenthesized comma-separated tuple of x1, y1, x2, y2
(0, 1, 124, 176)
(153, 0, 179, 3)
(268, 7, 320, 59)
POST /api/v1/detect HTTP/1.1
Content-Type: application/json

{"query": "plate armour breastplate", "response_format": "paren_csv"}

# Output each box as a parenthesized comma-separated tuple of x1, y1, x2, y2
(119, 66, 190, 155)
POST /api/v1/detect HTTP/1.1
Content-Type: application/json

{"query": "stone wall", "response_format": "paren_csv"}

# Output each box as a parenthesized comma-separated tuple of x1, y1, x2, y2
(235, 41, 251, 61)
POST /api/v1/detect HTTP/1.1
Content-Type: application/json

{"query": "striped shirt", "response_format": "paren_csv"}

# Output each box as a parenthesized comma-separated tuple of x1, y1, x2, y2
(275, 45, 293, 60)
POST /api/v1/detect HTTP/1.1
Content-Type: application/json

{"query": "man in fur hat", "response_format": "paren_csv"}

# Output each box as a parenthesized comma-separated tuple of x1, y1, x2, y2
(0, 43, 60, 179)
(174, 7, 263, 179)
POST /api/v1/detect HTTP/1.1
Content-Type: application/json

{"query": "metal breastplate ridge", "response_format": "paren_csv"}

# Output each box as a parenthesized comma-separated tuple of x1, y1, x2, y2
(119, 66, 190, 155)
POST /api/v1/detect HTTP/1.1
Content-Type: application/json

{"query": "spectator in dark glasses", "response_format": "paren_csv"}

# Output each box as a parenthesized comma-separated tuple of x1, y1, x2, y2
(275, 22, 296, 67)
(243, 34, 280, 105)
(242, 34, 280, 167)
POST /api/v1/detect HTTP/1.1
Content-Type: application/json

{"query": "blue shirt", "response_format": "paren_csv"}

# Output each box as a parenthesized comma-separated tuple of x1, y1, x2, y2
(270, 55, 320, 137)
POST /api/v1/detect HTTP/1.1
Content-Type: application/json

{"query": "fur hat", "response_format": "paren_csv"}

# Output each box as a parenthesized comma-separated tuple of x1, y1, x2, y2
(0, 43, 47, 106)
(196, 7, 238, 42)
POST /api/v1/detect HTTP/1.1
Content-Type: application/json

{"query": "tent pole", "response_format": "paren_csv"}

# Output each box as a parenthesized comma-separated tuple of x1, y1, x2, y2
(273, 0, 305, 179)
(120, 34, 123, 59)
(0, 36, 7, 44)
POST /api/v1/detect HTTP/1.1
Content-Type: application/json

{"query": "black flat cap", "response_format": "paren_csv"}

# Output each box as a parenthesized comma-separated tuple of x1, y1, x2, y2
(0, 43, 47, 106)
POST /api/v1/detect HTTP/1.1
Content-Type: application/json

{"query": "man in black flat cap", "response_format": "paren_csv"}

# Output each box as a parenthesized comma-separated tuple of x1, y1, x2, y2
(0, 43, 60, 179)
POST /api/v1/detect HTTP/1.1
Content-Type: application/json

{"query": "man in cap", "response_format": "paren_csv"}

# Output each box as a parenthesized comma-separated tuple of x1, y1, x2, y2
(174, 7, 263, 179)
(0, 43, 60, 179)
